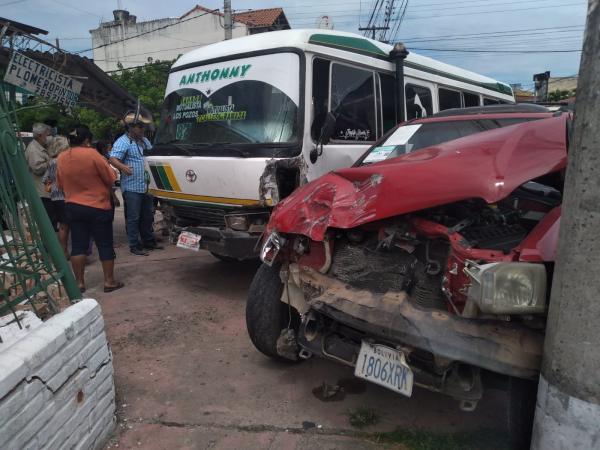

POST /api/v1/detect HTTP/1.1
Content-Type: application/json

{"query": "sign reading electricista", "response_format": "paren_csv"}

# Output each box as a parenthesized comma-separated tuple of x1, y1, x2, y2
(179, 64, 252, 86)
(3, 52, 83, 109)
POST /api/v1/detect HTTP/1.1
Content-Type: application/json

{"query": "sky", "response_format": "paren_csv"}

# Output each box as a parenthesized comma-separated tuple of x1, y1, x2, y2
(1, 0, 589, 89)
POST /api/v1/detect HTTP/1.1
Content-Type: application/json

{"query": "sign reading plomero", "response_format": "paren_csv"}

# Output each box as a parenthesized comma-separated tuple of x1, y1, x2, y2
(3, 52, 83, 109)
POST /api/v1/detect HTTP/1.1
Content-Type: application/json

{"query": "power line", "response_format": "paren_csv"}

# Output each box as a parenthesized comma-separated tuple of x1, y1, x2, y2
(411, 47, 582, 53)
(290, 1, 585, 22)
(74, 8, 219, 54)
(282, 0, 563, 11)
(288, 0, 567, 15)
(400, 25, 584, 43)
(0, 0, 30, 6)
(52, 0, 103, 18)
(402, 1, 585, 20)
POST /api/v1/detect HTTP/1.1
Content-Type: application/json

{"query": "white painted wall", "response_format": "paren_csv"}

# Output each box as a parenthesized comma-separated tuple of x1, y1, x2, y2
(91, 11, 249, 72)
(0, 299, 116, 450)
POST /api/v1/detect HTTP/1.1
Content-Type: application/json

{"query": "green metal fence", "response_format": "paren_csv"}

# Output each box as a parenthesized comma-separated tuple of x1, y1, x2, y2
(0, 86, 81, 324)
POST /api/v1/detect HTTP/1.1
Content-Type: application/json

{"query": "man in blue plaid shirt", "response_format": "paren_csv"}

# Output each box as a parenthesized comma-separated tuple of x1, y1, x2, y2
(110, 116, 162, 256)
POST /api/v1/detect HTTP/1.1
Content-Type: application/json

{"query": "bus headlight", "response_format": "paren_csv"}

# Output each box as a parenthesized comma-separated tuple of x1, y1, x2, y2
(464, 261, 547, 314)
(225, 215, 249, 231)
(260, 231, 285, 266)
(225, 213, 269, 232)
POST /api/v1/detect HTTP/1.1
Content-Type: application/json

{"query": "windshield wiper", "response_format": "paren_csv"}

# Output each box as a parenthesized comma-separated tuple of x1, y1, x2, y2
(210, 143, 251, 157)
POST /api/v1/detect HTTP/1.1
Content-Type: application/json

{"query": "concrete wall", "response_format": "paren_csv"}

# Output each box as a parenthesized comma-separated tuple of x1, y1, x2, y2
(0, 299, 116, 450)
(91, 11, 249, 72)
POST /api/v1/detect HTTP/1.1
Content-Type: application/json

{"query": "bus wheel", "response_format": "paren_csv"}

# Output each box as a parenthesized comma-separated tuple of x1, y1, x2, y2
(246, 263, 300, 362)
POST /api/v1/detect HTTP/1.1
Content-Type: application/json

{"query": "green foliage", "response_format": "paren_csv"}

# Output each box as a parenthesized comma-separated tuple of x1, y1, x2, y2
(372, 427, 509, 450)
(76, 108, 119, 140)
(111, 60, 174, 123)
(15, 99, 119, 140)
(12, 60, 172, 139)
(16, 98, 77, 134)
(548, 88, 576, 102)
(346, 407, 381, 429)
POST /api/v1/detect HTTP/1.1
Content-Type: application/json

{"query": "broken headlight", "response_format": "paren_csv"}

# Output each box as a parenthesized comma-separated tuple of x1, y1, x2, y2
(260, 231, 286, 266)
(225, 215, 249, 231)
(225, 213, 269, 232)
(464, 261, 547, 314)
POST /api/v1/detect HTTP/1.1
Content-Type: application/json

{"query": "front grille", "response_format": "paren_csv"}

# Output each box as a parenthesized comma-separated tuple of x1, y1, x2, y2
(172, 204, 227, 228)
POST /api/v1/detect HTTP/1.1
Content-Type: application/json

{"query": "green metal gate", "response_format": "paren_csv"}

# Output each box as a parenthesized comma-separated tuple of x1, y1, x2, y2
(0, 86, 81, 324)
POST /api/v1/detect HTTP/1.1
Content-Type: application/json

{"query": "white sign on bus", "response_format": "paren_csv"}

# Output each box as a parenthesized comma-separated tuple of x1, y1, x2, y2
(3, 52, 83, 109)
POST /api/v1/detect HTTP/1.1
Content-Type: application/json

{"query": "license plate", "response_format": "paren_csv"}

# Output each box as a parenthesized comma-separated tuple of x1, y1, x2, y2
(354, 342, 414, 397)
(177, 231, 201, 251)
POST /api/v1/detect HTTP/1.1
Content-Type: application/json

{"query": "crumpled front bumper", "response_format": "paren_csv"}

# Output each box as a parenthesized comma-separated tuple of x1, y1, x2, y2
(297, 267, 544, 380)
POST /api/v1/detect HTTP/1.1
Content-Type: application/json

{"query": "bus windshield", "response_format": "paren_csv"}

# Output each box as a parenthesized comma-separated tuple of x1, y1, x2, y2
(154, 53, 300, 152)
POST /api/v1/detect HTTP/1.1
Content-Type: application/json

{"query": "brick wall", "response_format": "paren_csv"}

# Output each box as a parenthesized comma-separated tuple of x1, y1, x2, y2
(0, 299, 116, 450)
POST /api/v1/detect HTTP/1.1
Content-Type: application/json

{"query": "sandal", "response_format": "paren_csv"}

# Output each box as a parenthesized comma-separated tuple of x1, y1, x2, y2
(103, 281, 125, 293)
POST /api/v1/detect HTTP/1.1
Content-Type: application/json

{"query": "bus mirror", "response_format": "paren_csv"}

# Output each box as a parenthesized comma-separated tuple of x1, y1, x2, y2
(319, 112, 337, 145)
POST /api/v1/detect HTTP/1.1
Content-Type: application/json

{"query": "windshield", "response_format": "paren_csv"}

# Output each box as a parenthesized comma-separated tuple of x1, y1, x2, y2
(153, 53, 300, 154)
(359, 117, 541, 165)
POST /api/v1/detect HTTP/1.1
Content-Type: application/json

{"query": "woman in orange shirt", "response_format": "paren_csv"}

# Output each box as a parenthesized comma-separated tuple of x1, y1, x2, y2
(57, 126, 124, 293)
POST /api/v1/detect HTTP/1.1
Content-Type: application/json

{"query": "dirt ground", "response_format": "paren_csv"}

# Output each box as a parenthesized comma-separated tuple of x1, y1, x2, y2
(81, 210, 509, 450)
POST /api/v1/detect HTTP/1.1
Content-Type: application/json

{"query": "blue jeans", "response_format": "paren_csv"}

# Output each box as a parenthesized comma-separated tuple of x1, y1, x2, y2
(122, 191, 155, 250)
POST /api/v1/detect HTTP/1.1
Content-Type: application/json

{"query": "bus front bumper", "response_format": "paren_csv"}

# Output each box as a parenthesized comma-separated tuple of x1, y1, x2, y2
(185, 226, 260, 260)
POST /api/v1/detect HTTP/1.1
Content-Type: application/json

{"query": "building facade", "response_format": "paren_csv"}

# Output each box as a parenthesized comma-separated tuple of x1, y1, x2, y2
(89, 5, 290, 72)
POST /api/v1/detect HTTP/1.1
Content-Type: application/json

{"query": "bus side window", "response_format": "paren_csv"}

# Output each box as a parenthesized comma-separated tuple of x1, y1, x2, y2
(379, 73, 397, 132)
(330, 63, 376, 142)
(463, 91, 480, 107)
(484, 97, 501, 105)
(405, 84, 433, 119)
(312, 58, 331, 141)
(438, 87, 461, 111)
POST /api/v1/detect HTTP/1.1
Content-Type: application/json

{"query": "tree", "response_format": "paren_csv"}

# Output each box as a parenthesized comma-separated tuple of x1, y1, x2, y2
(13, 59, 173, 139)
(548, 88, 577, 102)
(111, 60, 174, 124)
(15, 98, 119, 140)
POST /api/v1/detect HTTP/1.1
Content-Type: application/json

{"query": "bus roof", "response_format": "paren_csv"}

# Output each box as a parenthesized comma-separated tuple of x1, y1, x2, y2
(172, 29, 513, 97)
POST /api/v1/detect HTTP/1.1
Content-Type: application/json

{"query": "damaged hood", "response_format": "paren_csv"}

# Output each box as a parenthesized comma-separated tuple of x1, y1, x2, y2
(271, 115, 568, 241)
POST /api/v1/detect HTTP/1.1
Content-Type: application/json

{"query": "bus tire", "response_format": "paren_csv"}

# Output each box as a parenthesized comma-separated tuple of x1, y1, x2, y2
(246, 263, 299, 362)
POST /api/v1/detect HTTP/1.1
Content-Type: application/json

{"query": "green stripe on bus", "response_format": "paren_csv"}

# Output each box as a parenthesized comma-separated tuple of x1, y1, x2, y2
(309, 34, 389, 58)
(308, 34, 512, 97)
(149, 165, 165, 190)
(155, 165, 174, 191)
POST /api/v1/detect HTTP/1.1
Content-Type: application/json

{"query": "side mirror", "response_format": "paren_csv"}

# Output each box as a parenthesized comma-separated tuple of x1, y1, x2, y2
(319, 112, 337, 145)
(311, 112, 337, 164)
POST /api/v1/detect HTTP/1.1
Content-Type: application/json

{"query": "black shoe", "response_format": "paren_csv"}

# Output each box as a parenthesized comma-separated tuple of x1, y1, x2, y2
(143, 243, 164, 250)
(130, 247, 149, 256)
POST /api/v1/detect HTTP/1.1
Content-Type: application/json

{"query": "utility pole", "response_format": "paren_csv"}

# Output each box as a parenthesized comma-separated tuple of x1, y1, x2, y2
(224, 0, 232, 40)
(533, 71, 551, 102)
(358, 26, 389, 40)
(531, 1, 600, 449)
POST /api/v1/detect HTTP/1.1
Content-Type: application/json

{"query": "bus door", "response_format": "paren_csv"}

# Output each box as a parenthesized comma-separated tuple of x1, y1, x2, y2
(307, 58, 396, 181)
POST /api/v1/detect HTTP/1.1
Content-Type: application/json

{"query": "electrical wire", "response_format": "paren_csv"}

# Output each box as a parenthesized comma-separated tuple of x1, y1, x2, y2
(73, 8, 219, 54)
(411, 47, 582, 53)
